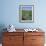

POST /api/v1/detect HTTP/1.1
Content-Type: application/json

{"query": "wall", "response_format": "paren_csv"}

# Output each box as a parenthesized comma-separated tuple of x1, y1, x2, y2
(0, 0, 46, 29)
(0, 0, 46, 44)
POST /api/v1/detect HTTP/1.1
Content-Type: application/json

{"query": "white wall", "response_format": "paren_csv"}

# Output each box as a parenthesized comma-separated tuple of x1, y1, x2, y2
(0, 0, 46, 29)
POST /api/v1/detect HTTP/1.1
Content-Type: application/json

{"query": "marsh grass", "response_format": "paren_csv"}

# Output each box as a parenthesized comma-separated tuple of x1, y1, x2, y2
(22, 10, 32, 20)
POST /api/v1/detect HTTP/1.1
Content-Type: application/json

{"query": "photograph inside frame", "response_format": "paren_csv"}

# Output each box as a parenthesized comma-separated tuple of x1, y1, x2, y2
(19, 5, 34, 23)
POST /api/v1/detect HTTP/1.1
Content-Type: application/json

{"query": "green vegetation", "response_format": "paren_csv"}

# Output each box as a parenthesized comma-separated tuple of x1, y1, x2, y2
(22, 10, 32, 20)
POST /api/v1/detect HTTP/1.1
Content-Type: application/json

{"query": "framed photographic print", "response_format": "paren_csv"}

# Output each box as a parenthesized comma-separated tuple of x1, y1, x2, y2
(19, 5, 34, 23)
